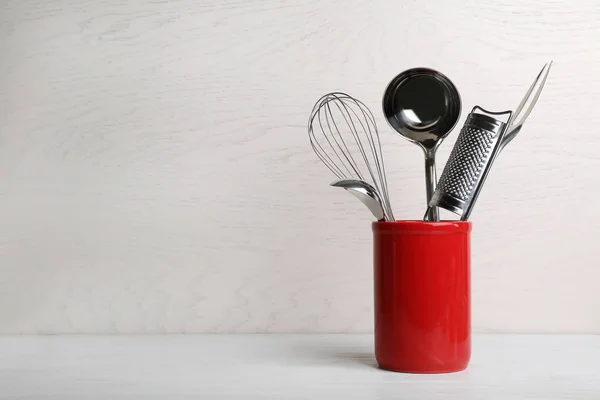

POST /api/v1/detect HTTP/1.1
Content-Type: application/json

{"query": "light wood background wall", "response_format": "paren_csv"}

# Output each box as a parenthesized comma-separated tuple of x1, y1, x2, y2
(1, 0, 598, 333)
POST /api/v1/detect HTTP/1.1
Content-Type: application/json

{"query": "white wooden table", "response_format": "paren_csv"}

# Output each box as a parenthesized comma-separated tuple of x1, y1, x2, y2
(0, 334, 598, 399)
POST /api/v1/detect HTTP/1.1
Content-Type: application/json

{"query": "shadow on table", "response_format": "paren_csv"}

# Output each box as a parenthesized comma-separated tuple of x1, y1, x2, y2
(289, 343, 378, 369)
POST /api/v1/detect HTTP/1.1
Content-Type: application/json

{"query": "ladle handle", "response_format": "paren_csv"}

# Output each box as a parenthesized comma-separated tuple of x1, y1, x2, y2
(424, 152, 439, 222)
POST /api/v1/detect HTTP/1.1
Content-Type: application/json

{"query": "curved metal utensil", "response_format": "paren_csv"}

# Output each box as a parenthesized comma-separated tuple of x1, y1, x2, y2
(331, 179, 387, 221)
(500, 61, 552, 152)
(382, 67, 461, 222)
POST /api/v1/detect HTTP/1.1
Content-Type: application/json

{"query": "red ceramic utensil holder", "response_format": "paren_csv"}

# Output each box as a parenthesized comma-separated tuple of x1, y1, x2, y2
(372, 220, 472, 373)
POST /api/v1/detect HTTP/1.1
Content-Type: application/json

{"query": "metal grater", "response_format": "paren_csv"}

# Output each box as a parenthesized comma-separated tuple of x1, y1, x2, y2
(427, 106, 513, 220)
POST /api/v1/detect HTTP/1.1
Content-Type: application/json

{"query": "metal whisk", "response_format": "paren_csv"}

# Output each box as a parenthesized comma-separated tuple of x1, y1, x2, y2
(308, 92, 395, 221)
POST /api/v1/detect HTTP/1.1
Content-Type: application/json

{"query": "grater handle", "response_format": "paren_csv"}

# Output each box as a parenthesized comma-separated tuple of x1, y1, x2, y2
(472, 105, 511, 118)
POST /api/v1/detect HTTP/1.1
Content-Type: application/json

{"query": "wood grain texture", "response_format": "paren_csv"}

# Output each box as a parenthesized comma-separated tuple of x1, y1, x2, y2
(0, 0, 599, 333)
(0, 334, 599, 398)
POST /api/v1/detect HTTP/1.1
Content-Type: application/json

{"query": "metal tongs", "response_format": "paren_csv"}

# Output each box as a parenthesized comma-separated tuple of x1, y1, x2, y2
(498, 61, 553, 153)
(461, 61, 554, 221)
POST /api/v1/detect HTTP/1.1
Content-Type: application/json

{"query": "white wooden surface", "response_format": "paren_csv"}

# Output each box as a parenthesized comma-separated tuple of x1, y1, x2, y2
(1, 0, 599, 334)
(0, 334, 598, 399)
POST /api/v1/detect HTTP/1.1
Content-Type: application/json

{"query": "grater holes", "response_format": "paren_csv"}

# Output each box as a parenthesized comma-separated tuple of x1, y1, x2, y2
(436, 126, 495, 201)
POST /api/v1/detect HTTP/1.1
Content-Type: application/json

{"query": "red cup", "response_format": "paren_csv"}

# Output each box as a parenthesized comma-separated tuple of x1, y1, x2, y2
(372, 220, 472, 373)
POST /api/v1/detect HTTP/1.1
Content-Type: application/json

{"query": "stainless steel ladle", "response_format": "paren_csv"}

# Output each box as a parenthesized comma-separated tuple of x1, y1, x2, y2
(382, 68, 461, 222)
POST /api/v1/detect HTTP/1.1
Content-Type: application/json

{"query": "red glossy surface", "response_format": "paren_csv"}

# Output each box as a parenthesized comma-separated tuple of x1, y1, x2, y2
(372, 220, 472, 373)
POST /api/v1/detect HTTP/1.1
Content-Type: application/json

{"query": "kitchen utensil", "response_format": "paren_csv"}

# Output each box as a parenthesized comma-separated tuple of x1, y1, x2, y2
(426, 62, 552, 220)
(426, 107, 513, 221)
(382, 67, 461, 222)
(308, 92, 395, 221)
(499, 61, 552, 151)
(331, 179, 386, 221)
